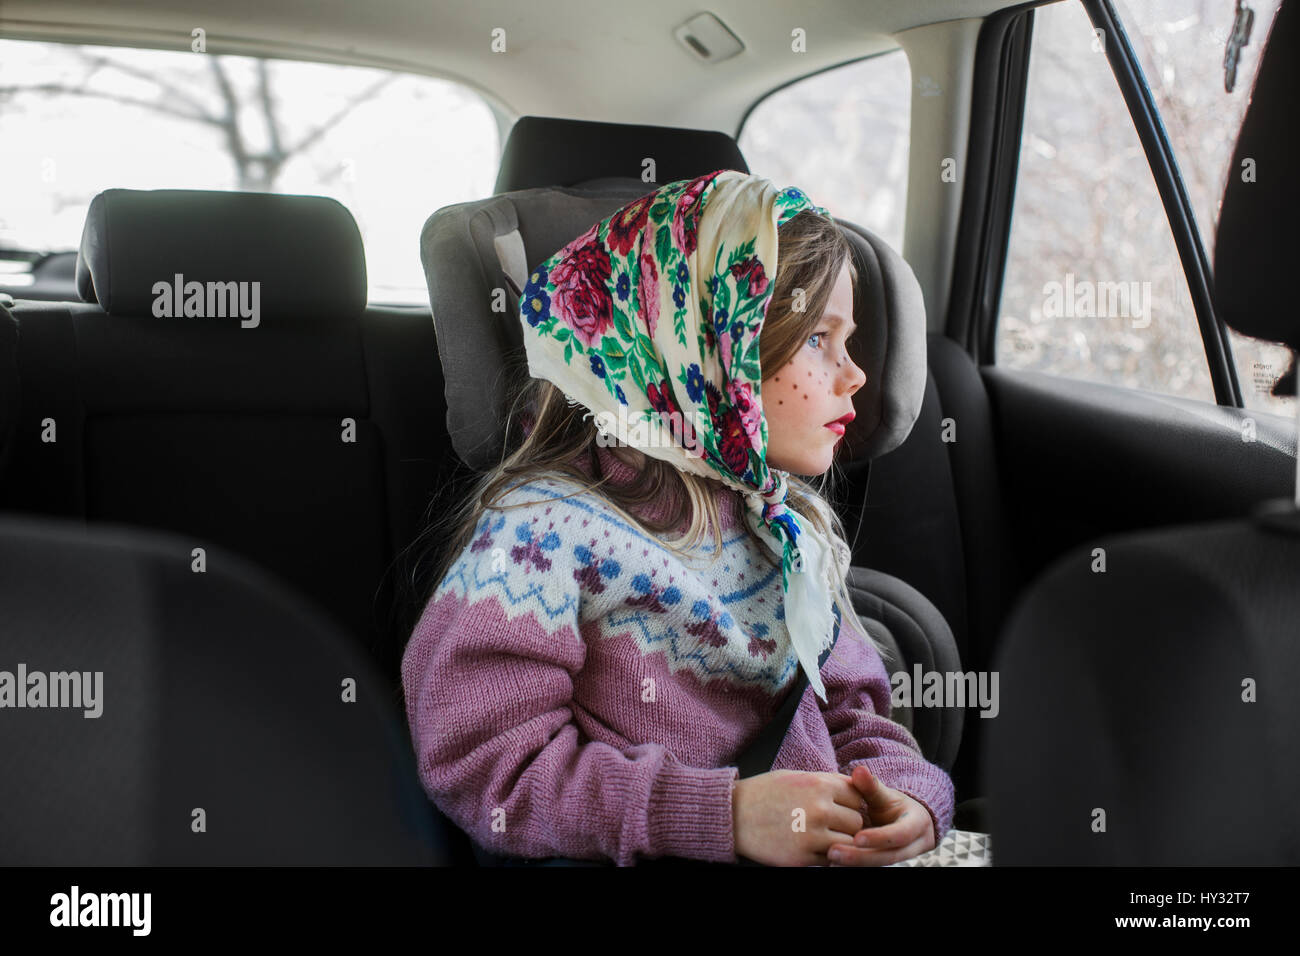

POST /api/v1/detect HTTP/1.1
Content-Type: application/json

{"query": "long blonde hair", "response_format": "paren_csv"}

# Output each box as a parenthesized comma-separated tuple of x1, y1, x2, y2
(400, 208, 888, 663)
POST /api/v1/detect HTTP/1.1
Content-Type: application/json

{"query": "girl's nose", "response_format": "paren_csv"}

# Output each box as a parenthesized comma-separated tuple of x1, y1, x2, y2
(841, 357, 867, 394)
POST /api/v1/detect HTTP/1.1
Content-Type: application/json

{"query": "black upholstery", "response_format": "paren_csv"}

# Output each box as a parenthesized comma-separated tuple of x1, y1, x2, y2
(75, 188, 366, 321)
(3, 299, 397, 666)
(860, 333, 1025, 677)
(0, 513, 448, 865)
(1213, 0, 1299, 350)
(855, 333, 1025, 801)
(494, 115, 750, 193)
(2, 191, 468, 688)
(989, 522, 1299, 864)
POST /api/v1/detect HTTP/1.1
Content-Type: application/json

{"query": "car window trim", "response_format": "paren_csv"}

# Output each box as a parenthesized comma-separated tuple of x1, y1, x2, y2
(949, 2, 1038, 361)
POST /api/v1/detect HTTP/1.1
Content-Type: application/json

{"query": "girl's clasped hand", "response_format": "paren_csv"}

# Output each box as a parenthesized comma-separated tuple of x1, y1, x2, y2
(829, 765, 938, 866)
(733, 764, 936, 867)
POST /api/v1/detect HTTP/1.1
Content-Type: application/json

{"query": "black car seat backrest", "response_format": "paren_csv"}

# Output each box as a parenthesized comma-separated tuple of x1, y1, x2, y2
(493, 114, 751, 193)
(987, 0, 1300, 865)
(0, 512, 448, 864)
(1213, 0, 1300, 359)
(4, 189, 397, 667)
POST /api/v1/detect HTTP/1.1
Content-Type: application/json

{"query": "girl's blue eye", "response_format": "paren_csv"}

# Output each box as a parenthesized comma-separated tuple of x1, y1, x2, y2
(807, 332, 828, 349)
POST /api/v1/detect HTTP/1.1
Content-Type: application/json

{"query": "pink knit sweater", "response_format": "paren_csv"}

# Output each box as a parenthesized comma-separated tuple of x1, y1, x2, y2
(401, 443, 955, 865)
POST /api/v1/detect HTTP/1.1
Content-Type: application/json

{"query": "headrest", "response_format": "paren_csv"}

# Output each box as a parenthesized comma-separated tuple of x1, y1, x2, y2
(1214, 0, 1298, 349)
(421, 179, 926, 475)
(494, 116, 750, 193)
(75, 189, 367, 322)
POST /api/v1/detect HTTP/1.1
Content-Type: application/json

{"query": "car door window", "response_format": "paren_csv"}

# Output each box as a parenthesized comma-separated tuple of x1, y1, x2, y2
(738, 49, 910, 252)
(1109, 0, 1292, 416)
(995, 0, 1214, 403)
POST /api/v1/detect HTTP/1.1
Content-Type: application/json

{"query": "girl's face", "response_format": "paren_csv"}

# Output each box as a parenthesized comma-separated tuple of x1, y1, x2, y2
(761, 262, 866, 476)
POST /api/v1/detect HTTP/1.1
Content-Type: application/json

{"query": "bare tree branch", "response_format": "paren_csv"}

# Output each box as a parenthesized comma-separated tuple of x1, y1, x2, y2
(0, 83, 222, 124)
(4, 46, 400, 193)
(291, 73, 397, 155)
(256, 59, 284, 159)
(207, 57, 252, 186)
(69, 47, 218, 123)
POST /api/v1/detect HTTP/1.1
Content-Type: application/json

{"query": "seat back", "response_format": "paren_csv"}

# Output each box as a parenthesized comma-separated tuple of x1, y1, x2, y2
(1, 189, 463, 682)
(846, 565, 965, 770)
(987, 1, 1300, 865)
(0, 513, 449, 864)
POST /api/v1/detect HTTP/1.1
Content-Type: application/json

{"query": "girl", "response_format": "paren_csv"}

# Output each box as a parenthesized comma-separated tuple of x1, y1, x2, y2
(401, 170, 954, 867)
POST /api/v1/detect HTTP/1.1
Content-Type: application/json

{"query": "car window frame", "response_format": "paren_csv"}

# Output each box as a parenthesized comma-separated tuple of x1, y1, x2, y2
(969, 0, 1245, 407)
(947, 1, 1037, 360)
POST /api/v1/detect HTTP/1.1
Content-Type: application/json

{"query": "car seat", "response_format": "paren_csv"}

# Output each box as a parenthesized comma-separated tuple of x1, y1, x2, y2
(0, 513, 451, 864)
(414, 118, 978, 863)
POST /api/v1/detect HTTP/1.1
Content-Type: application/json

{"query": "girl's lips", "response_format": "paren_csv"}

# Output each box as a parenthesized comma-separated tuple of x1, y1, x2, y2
(825, 422, 846, 437)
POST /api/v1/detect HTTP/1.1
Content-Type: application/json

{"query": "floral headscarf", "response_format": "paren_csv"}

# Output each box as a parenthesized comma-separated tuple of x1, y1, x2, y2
(518, 169, 840, 701)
